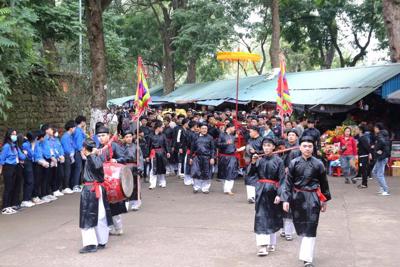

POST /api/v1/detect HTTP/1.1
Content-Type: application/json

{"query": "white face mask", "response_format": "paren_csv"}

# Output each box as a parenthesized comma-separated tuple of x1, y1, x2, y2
(54, 132, 59, 137)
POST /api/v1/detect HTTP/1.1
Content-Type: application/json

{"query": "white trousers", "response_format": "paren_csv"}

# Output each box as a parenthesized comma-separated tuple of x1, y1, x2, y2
(184, 174, 194, 185)
(299, 237, 316, 263)
(111, 215, 123, 231)
(246, 185, 256, 199)
(81, 189, 109, 247)
(129, 199, 142, 209)
(256, 232, 277, 246)
(283, 218, 295, 235)
(149, 173, 166, 188)
(223, 180, 234, 193)
(193, 179, 211, 192)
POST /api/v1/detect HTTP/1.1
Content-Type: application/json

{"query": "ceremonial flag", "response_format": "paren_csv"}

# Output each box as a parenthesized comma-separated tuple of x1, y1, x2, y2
(134, 56, 151, 117)
(276, 58, 292, 117)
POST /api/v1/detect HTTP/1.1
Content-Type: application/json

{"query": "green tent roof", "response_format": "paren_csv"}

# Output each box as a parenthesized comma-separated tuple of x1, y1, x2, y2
(160, 63, 400, 106)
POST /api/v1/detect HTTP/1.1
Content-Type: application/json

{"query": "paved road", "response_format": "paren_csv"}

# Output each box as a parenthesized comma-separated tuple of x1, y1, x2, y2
(0, 176, 399, 267)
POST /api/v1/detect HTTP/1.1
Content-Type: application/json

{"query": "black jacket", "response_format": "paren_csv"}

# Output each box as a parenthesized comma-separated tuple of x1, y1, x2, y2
(357, 134, 371, 156)
(374, 130, 391, 160)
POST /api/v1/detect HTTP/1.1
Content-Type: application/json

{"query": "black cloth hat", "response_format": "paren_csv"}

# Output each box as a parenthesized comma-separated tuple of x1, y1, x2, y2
(122, 129, 134, 137)
(83, 138, 97, 152)
(96, 126, 110, 135)
(262, 137, 276, 146)
(299, 136, 315, 144)
(286, 128, 299, 137)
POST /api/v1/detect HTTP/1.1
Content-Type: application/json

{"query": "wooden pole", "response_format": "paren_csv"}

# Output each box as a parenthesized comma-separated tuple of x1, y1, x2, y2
(136, 118, 141, 201)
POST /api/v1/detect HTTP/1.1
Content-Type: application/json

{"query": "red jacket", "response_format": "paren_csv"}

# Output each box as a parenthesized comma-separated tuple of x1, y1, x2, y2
(339, 136, 357, 156)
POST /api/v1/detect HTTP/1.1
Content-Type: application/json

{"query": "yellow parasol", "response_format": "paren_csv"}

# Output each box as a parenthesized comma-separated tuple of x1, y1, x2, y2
(216, 51, 261, 124)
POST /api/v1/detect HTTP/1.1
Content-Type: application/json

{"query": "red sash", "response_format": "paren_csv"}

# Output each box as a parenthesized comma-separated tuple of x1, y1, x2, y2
(84, 181, 103, 199)
(294, 187, 327, 202)
(150, 148, 163, 159)
(258, 178, 280, 188)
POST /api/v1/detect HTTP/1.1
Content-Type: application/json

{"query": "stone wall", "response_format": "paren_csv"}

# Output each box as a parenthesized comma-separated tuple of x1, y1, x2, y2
(0, 74, 91, 207)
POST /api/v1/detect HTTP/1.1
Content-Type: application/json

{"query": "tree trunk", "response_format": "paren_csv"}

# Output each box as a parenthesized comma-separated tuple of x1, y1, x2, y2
(383, 0, 400, 62)
(85, 0, 108, 109)
(322, 44, 335, 69)
(42, 37, 59, 72)
(162, 30, 175, 94)
(186, 57, 197, 83)
(269, 0, 281, 69)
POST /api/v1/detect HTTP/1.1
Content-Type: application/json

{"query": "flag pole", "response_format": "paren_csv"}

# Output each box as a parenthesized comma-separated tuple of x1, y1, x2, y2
(136, 116, 141, 202)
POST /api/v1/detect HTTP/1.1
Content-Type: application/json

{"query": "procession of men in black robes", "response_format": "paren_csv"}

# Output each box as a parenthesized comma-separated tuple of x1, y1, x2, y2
(76, 109, 331, 267)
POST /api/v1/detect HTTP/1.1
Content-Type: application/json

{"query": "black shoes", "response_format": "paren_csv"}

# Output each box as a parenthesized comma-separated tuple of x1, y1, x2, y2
(97, 244, 106, 249)
(79, 245, 97, 254)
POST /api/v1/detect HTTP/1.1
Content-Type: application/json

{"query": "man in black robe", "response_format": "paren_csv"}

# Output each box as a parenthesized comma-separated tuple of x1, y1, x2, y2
(147, 120, 171, 189)
(189, 123, 216, 194)
(183, 121, 198, 186)
(164, 118, 177, 175)
(247, 137, 285, 256)
(139, 116, 152, 181)
(122, 130, 144, 211)
(217, 123, 241, 195)
(79, 139, 112, 254)
(173, 118, 189, 178)
(282, 136, 331, 267)
(96, 126, 127, 236)
(280, 128, 301, 241)
(245, 126, 264, 203)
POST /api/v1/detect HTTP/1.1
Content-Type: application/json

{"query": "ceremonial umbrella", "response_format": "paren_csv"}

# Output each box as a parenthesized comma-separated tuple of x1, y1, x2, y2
(216, 51, 261, 124)
(217, 52, 261, 166)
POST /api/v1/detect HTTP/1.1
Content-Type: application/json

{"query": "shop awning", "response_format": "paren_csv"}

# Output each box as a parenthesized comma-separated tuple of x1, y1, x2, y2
(158, 63, 400, 106)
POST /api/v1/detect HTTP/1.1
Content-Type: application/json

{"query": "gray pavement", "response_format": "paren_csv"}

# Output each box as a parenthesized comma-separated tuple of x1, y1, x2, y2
(0, 176, 399, 267)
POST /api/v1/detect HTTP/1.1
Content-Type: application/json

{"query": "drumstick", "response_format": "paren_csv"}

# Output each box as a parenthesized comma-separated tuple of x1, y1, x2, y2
(255, 146, 299, 157)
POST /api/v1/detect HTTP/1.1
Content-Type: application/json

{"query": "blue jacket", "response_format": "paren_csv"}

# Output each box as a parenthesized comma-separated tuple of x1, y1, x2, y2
(52, 137, 64, 159)
(41, 136, 54, 160)
(61, 132, 75, 155)
(73, 127, 86, 152)
(0, 143, 26, 165)
(33, 141, 45, 162)
(22, 141, 35, 161)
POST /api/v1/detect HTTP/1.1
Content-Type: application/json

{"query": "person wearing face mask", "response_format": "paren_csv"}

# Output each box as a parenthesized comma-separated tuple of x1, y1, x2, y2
(281, 136, 331, 267)
(12, 133, 27, 210)
(0, 129, 26, 215)
(248, 138, 285, 257)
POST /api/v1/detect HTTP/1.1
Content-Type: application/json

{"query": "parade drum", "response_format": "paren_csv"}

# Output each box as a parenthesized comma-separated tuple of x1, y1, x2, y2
(103, 162, 134, 203)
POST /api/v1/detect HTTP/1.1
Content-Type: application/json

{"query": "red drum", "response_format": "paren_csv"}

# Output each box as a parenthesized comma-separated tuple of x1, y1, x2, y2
(103, 162, 134, 203)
